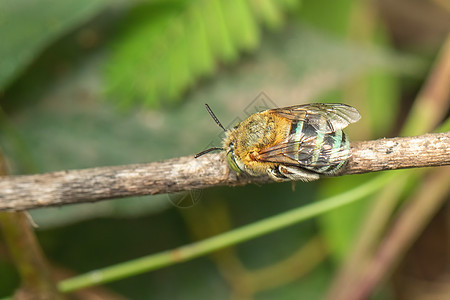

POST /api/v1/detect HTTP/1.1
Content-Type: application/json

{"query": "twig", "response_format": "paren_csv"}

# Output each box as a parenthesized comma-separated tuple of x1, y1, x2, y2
(0, 132, 449, 211)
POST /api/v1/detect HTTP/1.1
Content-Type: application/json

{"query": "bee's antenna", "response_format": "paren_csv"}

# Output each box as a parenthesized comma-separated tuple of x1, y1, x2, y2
(194, 147, 223, 158)
(205, 104, 226, 131)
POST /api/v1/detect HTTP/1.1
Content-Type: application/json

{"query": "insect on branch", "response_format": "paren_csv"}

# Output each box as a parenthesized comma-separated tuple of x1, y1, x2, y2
(0, 131, 449, 211)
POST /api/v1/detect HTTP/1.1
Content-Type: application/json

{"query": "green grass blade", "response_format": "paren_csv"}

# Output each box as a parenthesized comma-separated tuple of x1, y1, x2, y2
(58, 173, 392, 292)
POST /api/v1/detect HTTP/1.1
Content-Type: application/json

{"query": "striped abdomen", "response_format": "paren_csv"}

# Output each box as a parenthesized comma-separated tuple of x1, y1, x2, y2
(285, 120, 351, 174)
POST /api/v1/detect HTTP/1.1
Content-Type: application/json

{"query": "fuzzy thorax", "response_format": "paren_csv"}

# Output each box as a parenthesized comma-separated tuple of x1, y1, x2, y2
(223, 112, 290, 176)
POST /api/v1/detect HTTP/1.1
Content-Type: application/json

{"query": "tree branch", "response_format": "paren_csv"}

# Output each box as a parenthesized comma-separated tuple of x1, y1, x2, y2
(0, 132, 449, 211)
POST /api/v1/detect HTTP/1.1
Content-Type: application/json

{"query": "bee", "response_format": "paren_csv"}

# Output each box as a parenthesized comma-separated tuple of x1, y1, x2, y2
(195, 103, 361, 182)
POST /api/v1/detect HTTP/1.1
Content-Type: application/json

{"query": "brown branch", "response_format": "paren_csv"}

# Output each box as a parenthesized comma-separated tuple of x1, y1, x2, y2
(0, 132, 449, 211)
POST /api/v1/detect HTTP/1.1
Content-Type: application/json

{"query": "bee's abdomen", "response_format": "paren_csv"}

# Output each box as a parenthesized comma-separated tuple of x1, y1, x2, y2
(288, 120, 350, 174)
(316, 130, 350, 174)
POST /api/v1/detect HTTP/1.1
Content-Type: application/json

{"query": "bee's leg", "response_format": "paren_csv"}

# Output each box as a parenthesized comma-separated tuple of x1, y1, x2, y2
(291, 181, 296, 192)
(267, 167, 289, 182)
(279, 165, 320, 182)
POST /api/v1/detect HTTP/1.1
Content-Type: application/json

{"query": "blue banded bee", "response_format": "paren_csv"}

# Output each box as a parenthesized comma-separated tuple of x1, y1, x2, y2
(195, 103, 361, 182)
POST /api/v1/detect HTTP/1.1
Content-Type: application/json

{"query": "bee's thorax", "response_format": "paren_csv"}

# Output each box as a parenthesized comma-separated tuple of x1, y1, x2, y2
(223, 112, 290, 176)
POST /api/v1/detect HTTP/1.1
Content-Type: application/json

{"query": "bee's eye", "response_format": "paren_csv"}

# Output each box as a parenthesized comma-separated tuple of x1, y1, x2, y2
(226, 151, 241, 173)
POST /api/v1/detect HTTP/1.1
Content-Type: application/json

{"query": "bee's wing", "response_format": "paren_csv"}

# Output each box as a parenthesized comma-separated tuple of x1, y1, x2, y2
(269, 103, 361, 133)
(258, 138, 351, 168)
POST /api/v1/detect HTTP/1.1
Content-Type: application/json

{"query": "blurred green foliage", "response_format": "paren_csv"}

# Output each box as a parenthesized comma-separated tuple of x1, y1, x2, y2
(0, 0, 108, 91)
(106, 0, 300, 108)
(0, 0, 444, 298)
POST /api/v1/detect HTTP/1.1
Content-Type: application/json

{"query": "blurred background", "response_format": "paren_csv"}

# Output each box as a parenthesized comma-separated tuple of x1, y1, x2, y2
(0, 0, 449, 299)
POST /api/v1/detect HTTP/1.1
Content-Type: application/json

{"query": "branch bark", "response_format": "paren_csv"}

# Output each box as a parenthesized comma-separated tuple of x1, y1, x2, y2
(0, 132, 449, 211)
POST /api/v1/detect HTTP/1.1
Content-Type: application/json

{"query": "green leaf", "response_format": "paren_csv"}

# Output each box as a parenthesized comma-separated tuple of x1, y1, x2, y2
(105, 0, 300, 108)
(0, 0, 108, 91)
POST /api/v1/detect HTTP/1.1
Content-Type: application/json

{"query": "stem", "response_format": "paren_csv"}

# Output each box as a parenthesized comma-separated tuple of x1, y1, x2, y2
(1, 132, 449, 211)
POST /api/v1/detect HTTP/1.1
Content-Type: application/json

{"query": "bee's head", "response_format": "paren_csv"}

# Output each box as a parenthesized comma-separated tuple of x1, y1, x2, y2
(224, 134, 242, 174)
(195, 104, 244, 174)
